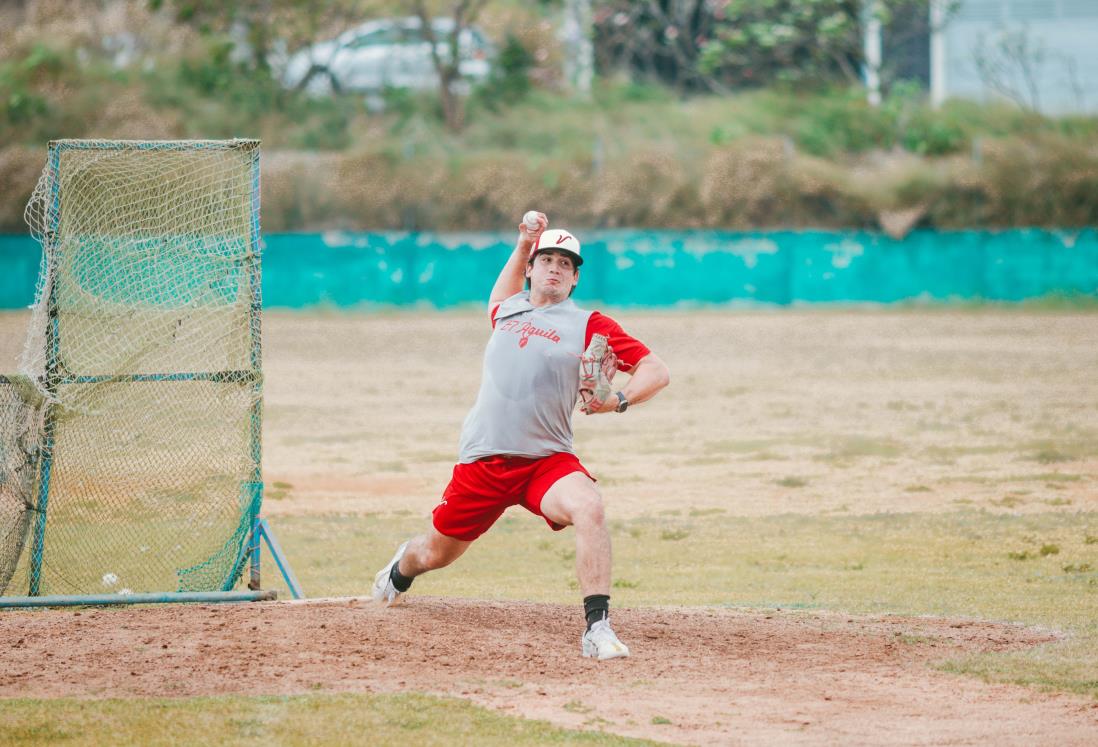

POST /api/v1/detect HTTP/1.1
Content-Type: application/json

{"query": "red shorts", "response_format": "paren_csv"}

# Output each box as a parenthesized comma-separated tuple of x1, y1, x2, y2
(432, 452, 594, 542)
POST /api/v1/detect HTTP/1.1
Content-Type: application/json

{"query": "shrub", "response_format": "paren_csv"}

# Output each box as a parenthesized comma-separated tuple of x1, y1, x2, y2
(0, 44, 67, 142)
(592, 148, 702, 228)
(472, 33, 534, 112)
(0, 146, 44, 231)
(700, 138, 796, 227)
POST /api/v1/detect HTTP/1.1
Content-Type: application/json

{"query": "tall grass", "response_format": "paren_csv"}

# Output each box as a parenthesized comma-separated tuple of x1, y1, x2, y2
(2, 26, 1097, 232)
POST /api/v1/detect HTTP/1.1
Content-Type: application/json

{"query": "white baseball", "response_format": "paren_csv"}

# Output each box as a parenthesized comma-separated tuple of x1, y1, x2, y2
(101, 572, 118, 587)
(523, 210, 540, 230)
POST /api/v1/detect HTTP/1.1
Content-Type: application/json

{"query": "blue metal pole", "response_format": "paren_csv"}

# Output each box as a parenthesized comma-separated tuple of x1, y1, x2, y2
(246, 143, 264, 592)
(248, 501, 261, 591)
(259, 518, 304, 600)
(28, 141, 63, 597)
(0, 590, 276, 609)
(221, 510, 257, 593)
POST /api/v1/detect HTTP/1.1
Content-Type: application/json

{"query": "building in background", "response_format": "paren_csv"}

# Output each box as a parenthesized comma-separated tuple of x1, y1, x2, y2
(930, 0, 1098, 114)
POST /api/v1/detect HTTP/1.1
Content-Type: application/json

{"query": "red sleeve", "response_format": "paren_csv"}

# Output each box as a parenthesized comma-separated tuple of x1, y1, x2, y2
(490, 304, 500, 328)
(585, 311, 650, 372)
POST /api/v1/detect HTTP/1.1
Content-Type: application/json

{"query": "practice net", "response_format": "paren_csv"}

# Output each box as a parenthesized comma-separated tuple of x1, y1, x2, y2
(0, 139, 263, 597)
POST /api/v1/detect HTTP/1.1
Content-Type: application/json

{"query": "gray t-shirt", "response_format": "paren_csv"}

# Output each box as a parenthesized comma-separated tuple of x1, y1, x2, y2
(457, 291, 592, 463)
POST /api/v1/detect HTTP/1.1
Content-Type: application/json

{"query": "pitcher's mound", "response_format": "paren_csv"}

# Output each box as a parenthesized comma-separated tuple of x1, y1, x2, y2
(3, 597, 1096, 745)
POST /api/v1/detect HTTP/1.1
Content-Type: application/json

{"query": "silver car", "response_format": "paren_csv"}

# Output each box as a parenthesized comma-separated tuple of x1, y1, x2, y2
(282, 16, 493, 95)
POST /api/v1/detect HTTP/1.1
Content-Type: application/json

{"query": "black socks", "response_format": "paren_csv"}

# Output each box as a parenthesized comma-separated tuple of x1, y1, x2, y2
(389, 561, 414, 592)
(390, 563, 605, 621)
(584, 594, 610, 630)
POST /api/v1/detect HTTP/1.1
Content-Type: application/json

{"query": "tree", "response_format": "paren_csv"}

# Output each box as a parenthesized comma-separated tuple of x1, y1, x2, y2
(412, 0, 489, 133)
(973, 27, 1047, 113)
(148, 0, 377, 74)
(698, 0, 863, 88)
(593, 0, 726, 93)
(561, 0, 594, 96)
(593, 1, 957, 95)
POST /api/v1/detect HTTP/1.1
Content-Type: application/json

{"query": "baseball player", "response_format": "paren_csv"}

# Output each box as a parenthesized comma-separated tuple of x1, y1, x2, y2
(371, 212, 670, 660)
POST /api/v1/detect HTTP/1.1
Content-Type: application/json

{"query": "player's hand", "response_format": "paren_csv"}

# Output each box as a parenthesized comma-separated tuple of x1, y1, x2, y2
(580, 395, 618, 415)
(519, 211, 547, 249)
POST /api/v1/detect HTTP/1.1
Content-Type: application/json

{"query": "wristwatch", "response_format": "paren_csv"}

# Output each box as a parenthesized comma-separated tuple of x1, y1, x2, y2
(614, 391, 629, 413)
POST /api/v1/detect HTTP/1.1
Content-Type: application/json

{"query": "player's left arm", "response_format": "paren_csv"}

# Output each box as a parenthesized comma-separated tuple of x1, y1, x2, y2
(584, 312, 670, 413)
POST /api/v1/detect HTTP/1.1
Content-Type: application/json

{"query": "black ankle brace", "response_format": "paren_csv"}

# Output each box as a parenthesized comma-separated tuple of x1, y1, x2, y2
(583, 594, 610, 630)
(389, 561, 413, 592)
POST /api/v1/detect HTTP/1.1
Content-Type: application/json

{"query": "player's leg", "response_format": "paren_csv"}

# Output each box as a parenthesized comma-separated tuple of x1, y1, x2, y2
(399, 528, 472, 576)
(539, 471, 610, 596)
(371, 527, 471, 606)
(539, 470, 629, 660)
(373, 459, 507, 605)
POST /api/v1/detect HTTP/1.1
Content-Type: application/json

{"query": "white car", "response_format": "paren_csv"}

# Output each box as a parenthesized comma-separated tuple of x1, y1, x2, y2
(282, 17, 493, 95)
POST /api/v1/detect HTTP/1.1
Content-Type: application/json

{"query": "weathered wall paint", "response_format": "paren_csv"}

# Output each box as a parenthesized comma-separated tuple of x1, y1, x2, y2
(2, 229, 1095, 309)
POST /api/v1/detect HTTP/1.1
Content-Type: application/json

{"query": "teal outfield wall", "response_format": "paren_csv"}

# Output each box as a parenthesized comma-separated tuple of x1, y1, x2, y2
(1, 229, 1096, 309)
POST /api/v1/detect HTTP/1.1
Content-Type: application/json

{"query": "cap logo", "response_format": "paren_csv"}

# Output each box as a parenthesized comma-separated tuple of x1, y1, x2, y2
(555, 234, 570, 245)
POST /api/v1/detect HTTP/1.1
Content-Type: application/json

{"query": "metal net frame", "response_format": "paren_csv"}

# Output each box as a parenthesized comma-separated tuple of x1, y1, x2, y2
(0, 139, 266, 601)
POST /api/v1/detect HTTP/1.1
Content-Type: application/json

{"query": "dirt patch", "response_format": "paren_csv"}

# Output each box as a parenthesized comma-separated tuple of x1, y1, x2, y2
(2, 597, 1095, 745)
(3, 309, 1097, 519)
(257, 310, 1098, 519)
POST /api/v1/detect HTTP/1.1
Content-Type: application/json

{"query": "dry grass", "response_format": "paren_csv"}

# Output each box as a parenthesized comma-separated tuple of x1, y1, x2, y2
(255, 130, 1098, 232)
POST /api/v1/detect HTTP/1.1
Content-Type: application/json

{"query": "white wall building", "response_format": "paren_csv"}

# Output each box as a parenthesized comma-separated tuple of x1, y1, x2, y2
(932, 0, 1098, 114)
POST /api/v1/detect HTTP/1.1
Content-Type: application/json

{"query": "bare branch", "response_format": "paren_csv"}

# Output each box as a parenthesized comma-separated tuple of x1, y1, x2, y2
(973, 27, 1046, 113)
(640, 0, 728, 94)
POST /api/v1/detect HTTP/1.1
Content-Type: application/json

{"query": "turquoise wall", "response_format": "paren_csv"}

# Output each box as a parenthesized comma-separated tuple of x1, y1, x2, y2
(1, 229, 1096, 309)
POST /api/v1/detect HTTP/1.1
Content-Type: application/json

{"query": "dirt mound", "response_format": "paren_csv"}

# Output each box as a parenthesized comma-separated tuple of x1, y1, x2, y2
(2, 597, 1096, 745)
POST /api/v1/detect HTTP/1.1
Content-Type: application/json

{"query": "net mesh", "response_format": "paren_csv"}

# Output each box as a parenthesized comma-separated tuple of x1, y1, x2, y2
(1, 139, 263, 597)
(0, 376, 44, 596)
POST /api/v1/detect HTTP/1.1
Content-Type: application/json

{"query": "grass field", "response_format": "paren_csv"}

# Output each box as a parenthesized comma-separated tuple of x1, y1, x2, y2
(0, 693, 660, 746)
(2, 307, 1097, 745)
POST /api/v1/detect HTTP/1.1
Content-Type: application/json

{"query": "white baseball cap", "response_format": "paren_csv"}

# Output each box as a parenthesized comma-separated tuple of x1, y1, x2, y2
(532, 228, 583, 267)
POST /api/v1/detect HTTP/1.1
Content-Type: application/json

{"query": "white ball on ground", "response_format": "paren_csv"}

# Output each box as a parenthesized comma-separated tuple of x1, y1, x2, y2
(523, 210, 540, 230)
(101, 572, 118, 587)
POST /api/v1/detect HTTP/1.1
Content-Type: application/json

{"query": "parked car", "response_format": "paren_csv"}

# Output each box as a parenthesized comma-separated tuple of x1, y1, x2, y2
(282, 17, 494, 95)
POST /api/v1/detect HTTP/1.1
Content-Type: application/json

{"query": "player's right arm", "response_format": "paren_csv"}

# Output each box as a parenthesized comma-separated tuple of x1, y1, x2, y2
(488, 212, 547, 308)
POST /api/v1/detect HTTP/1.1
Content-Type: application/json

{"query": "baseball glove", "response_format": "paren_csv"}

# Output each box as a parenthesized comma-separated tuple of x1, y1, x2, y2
(578, 333, 617, 414)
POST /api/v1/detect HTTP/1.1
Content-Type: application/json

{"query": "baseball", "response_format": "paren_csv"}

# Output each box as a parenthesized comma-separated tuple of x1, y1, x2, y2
(523, 210, 540, 230)
(101, 572, 118, 587)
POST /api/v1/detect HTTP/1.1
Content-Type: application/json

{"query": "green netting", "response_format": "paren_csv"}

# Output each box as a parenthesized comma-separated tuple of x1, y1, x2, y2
(0, 376, 43, 595)
(1, 139, 263, 597)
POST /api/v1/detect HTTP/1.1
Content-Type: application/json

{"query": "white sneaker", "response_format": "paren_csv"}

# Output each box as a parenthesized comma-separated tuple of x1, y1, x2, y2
(371, 541, 409, 606)
(581, 619, 630, 660)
